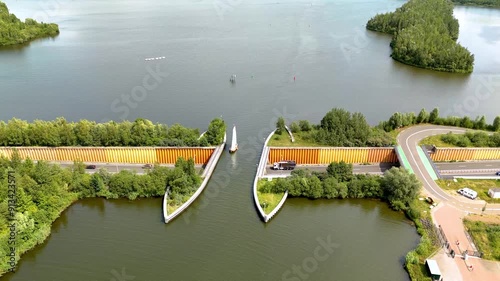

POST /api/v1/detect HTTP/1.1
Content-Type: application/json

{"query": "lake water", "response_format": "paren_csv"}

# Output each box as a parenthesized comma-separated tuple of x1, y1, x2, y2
(1, 0, 499, 280)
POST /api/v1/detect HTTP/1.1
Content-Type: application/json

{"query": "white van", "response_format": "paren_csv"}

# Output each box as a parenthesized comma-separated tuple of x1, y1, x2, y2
(458, 188, 477, 200)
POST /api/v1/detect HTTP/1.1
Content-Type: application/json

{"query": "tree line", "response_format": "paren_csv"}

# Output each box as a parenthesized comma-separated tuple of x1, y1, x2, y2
(259, 161, 422, 215)
(0, 153, 200, 276)
(440, 131, 500, 147)
(276, 108, 395, 147)
(0, 1, 59, 46)
(0, 117, 226, 147)
(379, 107, 500, 134)
(366, 0, 474, 73)
(452, 0, 500, 7)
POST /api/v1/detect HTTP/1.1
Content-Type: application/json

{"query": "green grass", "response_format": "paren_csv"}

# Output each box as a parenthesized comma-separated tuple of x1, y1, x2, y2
(405, 199, 441, 281)
(419, 135, 460, 147)
(267, 131, 329, 147)
(463, 220, 500, 261)
(257, 179, 285, 214)
(167, 189, 199, 214)
(436, 178, 500, 203)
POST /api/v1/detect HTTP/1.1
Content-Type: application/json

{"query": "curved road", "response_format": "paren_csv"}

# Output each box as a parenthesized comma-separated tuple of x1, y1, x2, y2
(397, 125, 500, 214)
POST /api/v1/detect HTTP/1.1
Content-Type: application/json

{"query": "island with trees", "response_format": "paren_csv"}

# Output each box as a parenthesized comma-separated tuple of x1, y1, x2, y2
(0, 117, 226, 277)
(366, 0, 474, 73)
(0, 1, 59, 47)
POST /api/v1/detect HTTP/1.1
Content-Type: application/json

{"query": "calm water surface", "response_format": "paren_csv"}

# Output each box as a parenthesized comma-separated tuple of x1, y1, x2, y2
(1, 0, 499, 280)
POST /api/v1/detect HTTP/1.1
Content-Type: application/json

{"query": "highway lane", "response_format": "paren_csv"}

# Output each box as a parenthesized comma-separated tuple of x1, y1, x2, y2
(435, 161, 500, 171)
(265, 163, 394, 176)
(265, 163, 500, 177)
(397, 125, 500, 214)
(41, 162, 204, 175)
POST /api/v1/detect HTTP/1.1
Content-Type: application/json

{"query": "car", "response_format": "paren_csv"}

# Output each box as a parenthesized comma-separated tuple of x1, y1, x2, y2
(457, 187, 477, 200)
(496, 171, 500, 176)
(85, 165, 96, 169)
(142, 164, 153, 169)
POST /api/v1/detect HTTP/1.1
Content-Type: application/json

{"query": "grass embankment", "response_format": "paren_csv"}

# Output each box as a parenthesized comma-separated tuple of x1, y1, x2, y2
(404, 199, 441, 281)
(463, 219, 500, 261)
(167, 191, 197, 214)
(419, 135, 460, 148)
(419, 131, 500, 148)
(436, 179, 500, 203)
(257, 180, 285, 214)
(267, 131, 329, 147)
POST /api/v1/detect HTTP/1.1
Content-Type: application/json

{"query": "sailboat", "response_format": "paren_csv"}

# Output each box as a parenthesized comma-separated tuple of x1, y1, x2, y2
(229, 125, 238, 153)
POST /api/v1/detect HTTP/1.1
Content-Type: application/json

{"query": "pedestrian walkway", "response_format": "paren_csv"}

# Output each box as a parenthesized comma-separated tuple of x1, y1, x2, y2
(395, 145, 414, 173)
(417, 146, 439, 180)
(432, 203, 500, 281)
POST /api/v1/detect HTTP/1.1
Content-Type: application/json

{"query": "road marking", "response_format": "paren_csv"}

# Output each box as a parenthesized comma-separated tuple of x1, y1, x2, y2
(486, 165, 492, 167)
(458, 165, 466, 168)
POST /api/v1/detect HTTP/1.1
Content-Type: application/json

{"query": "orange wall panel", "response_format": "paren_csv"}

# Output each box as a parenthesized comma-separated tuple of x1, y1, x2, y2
(367, 148, 398, 163)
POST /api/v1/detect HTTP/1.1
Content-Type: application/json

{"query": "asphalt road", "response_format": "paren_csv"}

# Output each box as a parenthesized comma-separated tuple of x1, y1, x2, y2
(265, 162, 500, 177)
(396, 125, 500, 214)
(47, 162, 203, 175)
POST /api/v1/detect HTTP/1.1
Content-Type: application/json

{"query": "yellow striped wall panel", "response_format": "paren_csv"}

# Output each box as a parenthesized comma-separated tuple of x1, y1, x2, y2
(430, 149, 475, 162)
(155, 148, 214, 164)
(472, 149, 500, 160)
(0, 147, 215, 164)
(268, 148, 320, 164)
(0, 148, 12, 159)
(318, 148, 369, 164)
(106, 148, 156, 164)
(269, 147, 398, 164)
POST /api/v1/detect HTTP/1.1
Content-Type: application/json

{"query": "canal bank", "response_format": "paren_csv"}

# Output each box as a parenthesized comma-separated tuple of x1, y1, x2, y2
(164, 134, 226, 223)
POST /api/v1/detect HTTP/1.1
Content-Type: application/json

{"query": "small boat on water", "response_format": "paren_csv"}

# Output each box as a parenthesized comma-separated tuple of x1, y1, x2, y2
(229, 125, 238, 153)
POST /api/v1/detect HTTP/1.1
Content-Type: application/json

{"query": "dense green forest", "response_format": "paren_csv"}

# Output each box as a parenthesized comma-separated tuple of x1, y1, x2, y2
(0, 1, 59, 46)
(452, 0, 500, 7)
(0, 117, 226, 147)
(278, 108, 395, 147)
(378, 107, 500, 133)
(0, 154, 199, 276)
(366, 0, 474, 73)
(259, 162, 421, 212)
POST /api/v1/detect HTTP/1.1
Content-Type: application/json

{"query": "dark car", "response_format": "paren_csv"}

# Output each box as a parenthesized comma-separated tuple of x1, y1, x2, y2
(496, 171, 500, 176)
(142, 164, 153, 169)
(85, 165, 96, 169)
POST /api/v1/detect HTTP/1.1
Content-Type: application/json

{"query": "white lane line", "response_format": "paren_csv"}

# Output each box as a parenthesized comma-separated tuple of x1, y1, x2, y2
(486, 165, 492, 167)
(459, 165, 466, 168)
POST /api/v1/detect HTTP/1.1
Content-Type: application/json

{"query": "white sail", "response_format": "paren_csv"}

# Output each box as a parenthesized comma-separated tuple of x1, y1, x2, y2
(230, 125, 238, 152)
